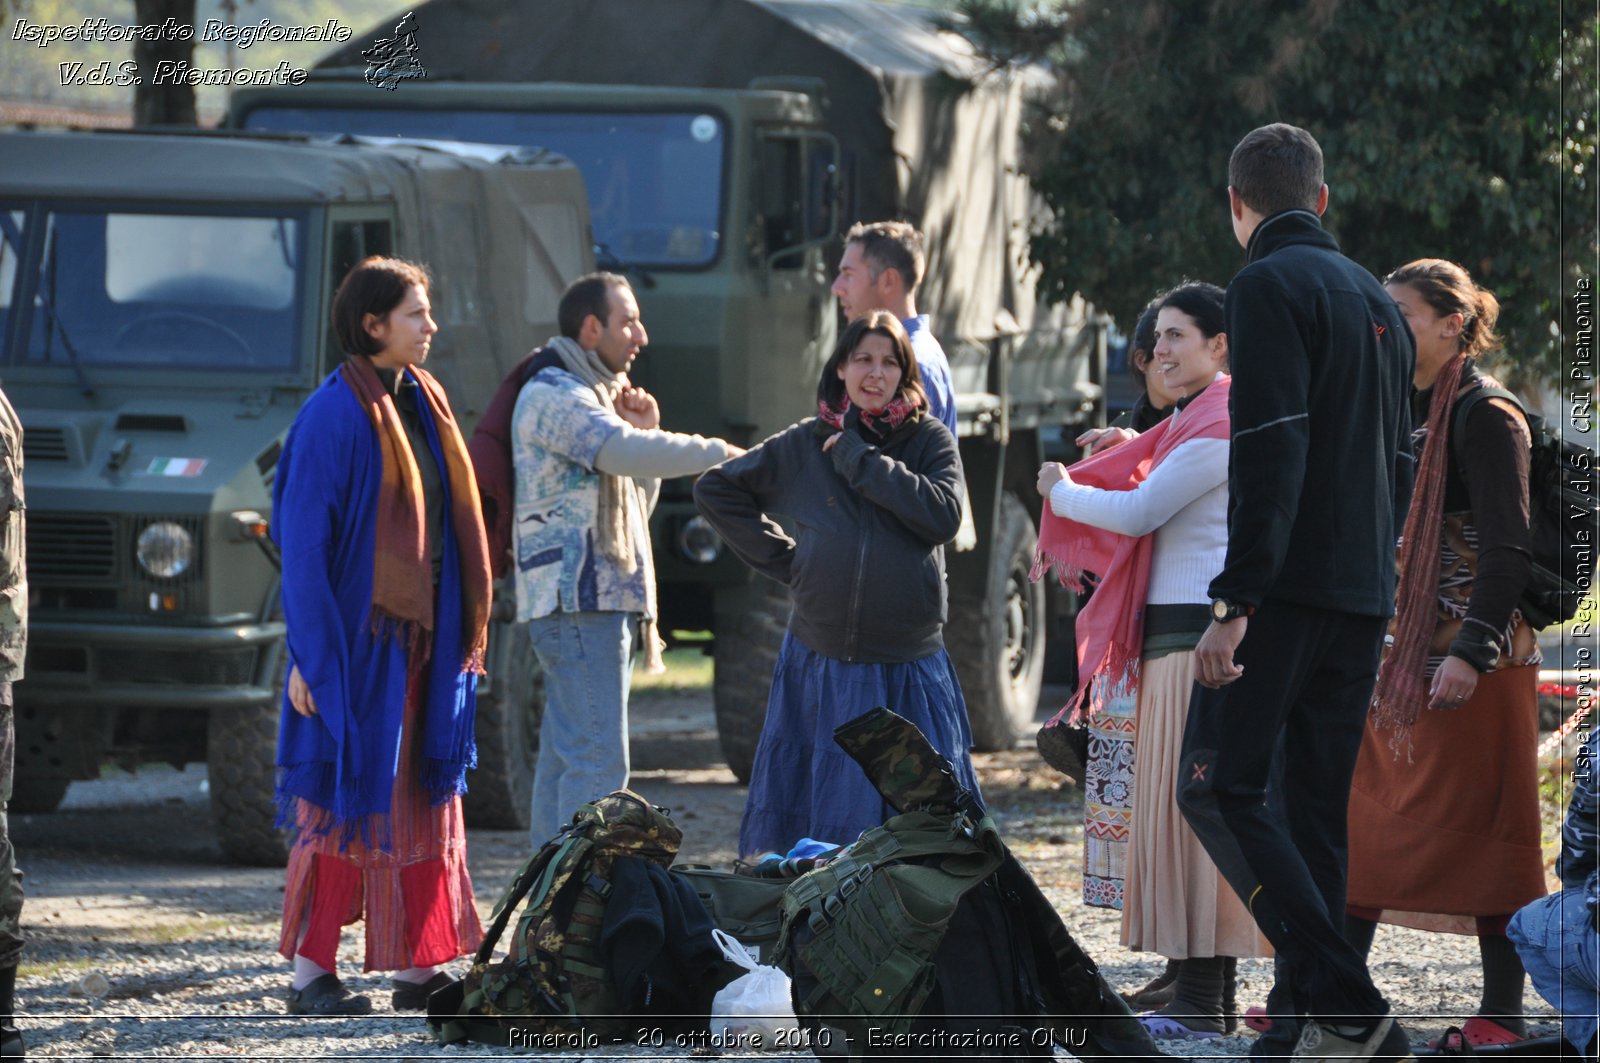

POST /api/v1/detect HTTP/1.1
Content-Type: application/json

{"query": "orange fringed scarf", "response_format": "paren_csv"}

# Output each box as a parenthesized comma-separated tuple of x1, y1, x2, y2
(339, 357, 492, 674)
(1369, 352, 1468, 751)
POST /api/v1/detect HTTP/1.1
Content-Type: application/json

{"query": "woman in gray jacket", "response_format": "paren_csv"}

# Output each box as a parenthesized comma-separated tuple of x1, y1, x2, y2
(694, 310, 978, 858)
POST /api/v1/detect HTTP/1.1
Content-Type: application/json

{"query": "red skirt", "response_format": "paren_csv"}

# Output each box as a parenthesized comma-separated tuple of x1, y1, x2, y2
(277, 670, 483, 972)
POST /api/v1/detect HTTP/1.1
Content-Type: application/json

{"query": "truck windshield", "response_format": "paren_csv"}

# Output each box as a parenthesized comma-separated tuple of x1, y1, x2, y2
(0, 203, 306, 373)
(243, 106, 725, 268)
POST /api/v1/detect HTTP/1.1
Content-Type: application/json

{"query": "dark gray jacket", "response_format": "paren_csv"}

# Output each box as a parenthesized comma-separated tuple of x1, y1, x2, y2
(693, 416, 963, 663)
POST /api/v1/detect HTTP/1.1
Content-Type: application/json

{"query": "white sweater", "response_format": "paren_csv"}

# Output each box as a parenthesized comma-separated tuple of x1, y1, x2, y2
(1048, 427, 1229, 606)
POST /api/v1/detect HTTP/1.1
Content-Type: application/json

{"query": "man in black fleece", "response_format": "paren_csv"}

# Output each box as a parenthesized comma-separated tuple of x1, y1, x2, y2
(1176, 124, 1416, 1061)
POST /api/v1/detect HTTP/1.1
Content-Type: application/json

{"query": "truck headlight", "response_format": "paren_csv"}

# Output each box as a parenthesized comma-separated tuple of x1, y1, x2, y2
(676, 516, 723, 564)
(136, 521, 194, 578)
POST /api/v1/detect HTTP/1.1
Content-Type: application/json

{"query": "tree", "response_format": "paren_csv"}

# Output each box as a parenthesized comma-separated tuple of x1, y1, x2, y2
(952, 0, 1595, 385)
(133, 0, 197, 126)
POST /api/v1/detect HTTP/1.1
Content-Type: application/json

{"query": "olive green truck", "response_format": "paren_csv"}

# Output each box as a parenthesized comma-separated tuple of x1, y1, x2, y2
(233, 0, 1106, 778)
(7, 0, 1104, 864)
(1, 129, 592, 863)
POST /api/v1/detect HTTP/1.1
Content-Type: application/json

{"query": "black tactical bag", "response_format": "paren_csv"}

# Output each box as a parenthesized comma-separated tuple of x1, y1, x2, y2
(772, 708, 1161, 1060)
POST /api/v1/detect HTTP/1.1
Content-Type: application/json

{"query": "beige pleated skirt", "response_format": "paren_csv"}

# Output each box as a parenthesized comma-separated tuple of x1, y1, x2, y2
(1121, 650, 1270, 959)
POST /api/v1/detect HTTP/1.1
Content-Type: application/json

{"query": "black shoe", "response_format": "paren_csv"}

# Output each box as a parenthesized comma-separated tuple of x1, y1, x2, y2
(286, 974, 373, 1016)
(0, 1023, 22, 1059)
(391, 972, 455, 1011)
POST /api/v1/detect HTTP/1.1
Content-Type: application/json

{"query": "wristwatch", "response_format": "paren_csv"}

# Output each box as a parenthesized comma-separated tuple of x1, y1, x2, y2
(1210, 598, 1255, 623)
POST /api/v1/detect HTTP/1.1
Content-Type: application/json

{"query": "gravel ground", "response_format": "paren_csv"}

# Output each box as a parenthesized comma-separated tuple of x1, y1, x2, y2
(9, 669, 1583, 1060)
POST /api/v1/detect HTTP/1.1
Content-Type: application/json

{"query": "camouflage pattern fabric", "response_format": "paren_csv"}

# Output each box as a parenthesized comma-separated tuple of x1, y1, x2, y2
(0, 391, 24, 971)
(832, 706, 972, 816)
(0, 390, 25, 685)
(0, 685, 20, 969)
(430, 790, 681, 1046)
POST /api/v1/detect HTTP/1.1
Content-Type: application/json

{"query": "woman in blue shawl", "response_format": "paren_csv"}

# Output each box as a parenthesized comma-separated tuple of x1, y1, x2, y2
(272, 257, 493, 1015)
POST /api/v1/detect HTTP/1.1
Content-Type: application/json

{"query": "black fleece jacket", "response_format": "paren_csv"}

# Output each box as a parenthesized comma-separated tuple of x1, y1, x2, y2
(693, 415, 963, 663)
(1207, 210, 1415, 617)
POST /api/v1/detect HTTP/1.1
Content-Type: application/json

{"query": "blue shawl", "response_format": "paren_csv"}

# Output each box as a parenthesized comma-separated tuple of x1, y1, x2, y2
(272, 369, 478, 844)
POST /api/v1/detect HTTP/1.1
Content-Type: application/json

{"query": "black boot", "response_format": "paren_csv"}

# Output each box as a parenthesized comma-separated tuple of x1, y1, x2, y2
(0, 964, 24, 1058)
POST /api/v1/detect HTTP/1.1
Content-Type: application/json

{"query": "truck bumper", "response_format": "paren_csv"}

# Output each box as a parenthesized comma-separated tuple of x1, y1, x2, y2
(22, 619, 286, 709)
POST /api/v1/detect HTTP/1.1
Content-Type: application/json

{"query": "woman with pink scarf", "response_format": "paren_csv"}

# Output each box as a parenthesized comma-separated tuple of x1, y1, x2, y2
(1035, 282, 1266, 1038)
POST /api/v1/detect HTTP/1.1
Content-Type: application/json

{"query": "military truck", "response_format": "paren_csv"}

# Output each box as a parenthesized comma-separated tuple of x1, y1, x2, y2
(233, 0, 1106, 780)
(0, 129, 593, 863)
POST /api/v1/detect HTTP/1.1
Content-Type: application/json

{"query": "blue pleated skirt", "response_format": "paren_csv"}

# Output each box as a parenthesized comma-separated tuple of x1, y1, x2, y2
(737, 632, 983, 858)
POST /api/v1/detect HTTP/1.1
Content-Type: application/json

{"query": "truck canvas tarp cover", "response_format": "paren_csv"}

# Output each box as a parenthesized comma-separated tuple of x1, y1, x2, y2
(1, 131, 589, 415)
(321, 0, 1078, 366)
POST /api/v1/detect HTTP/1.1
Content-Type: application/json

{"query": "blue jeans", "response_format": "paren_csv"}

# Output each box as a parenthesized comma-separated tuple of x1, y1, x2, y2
(526, 611, 636, 845)
(1508, 890, 1599, 1055)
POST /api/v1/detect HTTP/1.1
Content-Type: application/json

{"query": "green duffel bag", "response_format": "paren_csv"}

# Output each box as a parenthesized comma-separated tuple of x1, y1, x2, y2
(671, 865, 790, 965)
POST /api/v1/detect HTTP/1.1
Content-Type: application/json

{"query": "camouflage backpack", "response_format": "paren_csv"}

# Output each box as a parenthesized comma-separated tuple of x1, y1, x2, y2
(428, 790, 682, 1047)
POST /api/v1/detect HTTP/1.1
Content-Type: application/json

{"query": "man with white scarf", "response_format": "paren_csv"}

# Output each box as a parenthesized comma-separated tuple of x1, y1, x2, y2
(513, 272, 741, 844)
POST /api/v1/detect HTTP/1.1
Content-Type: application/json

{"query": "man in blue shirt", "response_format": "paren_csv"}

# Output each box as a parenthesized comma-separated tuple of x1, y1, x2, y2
(830, 221, 956, 434)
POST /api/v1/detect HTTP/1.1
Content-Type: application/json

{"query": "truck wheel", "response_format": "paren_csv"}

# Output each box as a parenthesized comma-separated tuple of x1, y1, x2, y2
(462, 616, 541, 831)
(209, 650, 292, 867)
(9, 776, 70, 814)
(949, 493, 1046, 750)
(712, 584, 789, 784)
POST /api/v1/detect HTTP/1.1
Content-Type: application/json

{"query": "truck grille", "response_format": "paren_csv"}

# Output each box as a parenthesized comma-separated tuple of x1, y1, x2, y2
(21, 426, 69, 462)
(98, 648, 257, 686)
(28, 514, 118, 581)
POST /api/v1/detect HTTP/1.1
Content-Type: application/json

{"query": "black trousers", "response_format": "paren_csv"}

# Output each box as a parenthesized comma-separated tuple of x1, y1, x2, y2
(1177, 599, 1389, 1025)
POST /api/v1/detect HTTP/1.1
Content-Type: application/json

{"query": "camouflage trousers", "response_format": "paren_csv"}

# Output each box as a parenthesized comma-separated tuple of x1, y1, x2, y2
(0, 682, 21, 968)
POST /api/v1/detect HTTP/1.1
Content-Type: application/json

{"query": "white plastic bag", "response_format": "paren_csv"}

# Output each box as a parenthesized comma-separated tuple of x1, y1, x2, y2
(709, 928, 800, 1051)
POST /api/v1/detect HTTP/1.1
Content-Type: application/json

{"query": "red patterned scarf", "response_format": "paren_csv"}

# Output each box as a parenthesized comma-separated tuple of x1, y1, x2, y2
(339, 357, 492, 673)
(1032, 376, 1232, 722)
(817, 393, 922, 438)
(1369, 352, 1468, 749)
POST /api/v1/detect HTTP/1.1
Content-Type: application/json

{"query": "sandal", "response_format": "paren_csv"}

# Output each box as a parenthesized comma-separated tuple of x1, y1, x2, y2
(1427, 1016, 1525, 1049)
(286, 973, 373, 1016)
(391, 971, 456, 1011)
(1244, 1006, 1273, 1033)
(1138, 1012, 1223, 1040)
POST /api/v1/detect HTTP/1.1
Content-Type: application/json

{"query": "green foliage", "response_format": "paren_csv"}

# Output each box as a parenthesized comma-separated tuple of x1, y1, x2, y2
(955, 0, 1596, 385)
(0, 0, 402, 121)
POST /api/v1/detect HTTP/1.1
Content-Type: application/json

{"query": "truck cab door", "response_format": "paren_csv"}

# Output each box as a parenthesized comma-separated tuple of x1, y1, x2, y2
(321, 211, 395, 376)
(749, 130, 839, 431)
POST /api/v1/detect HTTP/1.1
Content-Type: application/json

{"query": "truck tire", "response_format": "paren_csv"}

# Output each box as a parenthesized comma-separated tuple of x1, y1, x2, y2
(8, 776, 70, 814)
(712, 584, 789, 784)
(462, 616, 541, 830)
(208, 650, 292, 867)
(949, 493, 1046, 750)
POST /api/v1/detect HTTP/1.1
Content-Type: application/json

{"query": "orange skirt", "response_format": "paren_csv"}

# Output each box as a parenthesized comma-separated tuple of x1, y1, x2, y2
(277, 671, 483, 972)
(1346, 663, 1546, 934)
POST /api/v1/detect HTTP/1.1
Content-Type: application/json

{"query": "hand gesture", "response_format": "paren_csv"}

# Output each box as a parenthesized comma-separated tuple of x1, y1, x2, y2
(288, 663, 319, 717)
(1427, 655, 1480, 711)
(616, 386, 660, 430)
(1075, 426, 1137, 455)
(1193, 618, 1246, 688)
(1036, 461, 1068, 499)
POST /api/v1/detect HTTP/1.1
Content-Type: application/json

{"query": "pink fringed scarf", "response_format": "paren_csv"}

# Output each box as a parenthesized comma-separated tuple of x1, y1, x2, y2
(1032, 376, 1232, 723)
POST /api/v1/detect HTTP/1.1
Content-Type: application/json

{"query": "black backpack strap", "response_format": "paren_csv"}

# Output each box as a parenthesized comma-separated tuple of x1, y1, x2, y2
(521, 345, 565, 387)
(1449, 374, 1525, 466)
(474, 828, 582, 964)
